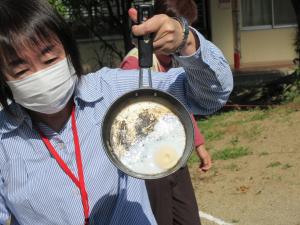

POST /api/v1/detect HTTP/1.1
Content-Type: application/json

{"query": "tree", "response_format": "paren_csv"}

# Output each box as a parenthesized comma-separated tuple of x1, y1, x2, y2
(50, 0, 135, 67)
(291, 0, 300, 67)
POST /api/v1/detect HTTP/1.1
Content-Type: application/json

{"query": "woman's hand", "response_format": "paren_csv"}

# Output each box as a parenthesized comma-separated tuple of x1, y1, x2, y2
(128, 8, 199, 56)
(196, 145, 212, 173)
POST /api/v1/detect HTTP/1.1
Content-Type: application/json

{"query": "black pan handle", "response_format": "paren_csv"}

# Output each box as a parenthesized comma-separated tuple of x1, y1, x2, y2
(136, 4, 154, 68)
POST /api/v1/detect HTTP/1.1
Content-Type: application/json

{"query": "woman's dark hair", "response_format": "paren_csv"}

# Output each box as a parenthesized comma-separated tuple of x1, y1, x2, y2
(154, 0, 198, 25)
(0, 0, 82, 111)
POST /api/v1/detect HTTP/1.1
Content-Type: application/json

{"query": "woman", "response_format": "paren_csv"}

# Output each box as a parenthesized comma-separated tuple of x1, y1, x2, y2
(121, 1, 212, 224)
(0, 0, 233, 224)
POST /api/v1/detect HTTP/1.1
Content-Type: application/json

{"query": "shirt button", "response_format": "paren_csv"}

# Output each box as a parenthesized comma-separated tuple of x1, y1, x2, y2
(58, 142, 66, 150)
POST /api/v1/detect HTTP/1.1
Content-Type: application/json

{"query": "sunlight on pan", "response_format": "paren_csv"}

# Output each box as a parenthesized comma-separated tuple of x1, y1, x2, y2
(110, 101, 186, 175)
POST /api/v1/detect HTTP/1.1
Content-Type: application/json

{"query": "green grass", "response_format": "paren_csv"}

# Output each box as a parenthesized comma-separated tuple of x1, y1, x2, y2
(243, 125, 263, 140)
(271, 175, 282, 181)
(229, 136, 239, 145)
(248, 111, 270, 121)
(266, 161, 281, 168)
(188, 152, 199, 164)
(225, 110, 269, 125)
(197, 110, 269, 142)
(210, 167, 219, 177)
(197, 115, 226, 142)
(198, 111, 237, 129)
(212, 146, 251, 160)
(224, 163, 239, 171)
(193, 101, 298, 166)
(259, 151, 269, 156)
(203, 130, 225, 142)
(282, 164, 293, 170)
(292, 95, 300, 103)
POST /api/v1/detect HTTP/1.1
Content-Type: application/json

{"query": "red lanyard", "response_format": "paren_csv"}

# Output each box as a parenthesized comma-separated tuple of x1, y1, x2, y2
(38, 105, 90, 225)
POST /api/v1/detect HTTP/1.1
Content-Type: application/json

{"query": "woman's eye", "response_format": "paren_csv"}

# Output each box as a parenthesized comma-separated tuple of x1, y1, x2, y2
(45, 57, 58, 65)
(14, 69, 29, 77)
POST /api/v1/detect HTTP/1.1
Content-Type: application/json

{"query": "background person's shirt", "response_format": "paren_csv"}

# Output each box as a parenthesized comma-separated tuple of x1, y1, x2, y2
(0, 31, 233, 225)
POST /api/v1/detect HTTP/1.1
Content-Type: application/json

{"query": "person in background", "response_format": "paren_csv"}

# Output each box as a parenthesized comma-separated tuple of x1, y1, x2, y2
(121, 0, 213, 224)
(0, 0, 232, 224)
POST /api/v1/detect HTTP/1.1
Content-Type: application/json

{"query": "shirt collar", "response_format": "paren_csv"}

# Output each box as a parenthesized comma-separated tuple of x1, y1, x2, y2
(0, 103, 32, 135)
(0, 77, 104, 135)
(74, 76, 104, 104)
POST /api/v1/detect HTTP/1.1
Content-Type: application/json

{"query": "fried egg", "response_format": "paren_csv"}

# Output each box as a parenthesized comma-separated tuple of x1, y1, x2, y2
(118, 112, 186, 175)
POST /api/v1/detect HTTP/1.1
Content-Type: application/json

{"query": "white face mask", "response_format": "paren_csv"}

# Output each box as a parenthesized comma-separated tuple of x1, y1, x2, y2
(6, 58, 77, 114)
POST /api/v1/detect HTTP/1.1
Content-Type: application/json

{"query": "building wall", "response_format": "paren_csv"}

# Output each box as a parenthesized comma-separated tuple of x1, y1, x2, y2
(210, 0, 235, 65)
(240, 28, 297, 65)
(209, 0, 297, 67)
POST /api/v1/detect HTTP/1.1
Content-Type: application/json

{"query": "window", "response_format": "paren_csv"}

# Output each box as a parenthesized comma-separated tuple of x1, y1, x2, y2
(241, 0, 297, 29)
(273, 0, 296, 26)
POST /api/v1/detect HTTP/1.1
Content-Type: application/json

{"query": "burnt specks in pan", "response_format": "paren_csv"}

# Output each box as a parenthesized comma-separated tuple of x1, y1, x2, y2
(118, 120, 130, 150)
(135, 109, 157, 137)
(110, 102, 174, 158)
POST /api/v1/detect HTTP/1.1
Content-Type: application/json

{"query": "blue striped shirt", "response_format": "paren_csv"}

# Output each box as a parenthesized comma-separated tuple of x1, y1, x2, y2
(0, 31, 233, 225)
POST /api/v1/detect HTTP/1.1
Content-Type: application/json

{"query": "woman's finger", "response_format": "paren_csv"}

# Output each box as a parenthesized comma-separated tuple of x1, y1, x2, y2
(128, 8, 138, 23)
(201, 159, 211, 171)
(131, 14, 169, 37)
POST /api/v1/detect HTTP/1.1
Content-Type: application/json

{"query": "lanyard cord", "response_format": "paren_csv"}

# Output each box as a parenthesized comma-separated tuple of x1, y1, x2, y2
(39, 105, 90, 224)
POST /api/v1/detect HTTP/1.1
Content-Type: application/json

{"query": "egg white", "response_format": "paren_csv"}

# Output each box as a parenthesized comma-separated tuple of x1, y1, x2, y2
(120, 113, 186, 175)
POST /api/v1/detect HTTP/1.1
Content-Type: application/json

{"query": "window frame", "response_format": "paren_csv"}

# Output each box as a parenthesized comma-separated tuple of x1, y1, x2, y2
(240, 0, 297, 31)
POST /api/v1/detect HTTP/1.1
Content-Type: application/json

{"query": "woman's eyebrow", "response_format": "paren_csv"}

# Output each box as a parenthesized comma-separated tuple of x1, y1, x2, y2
(41, 44, 55, 55)
(9, 58, 26, 67)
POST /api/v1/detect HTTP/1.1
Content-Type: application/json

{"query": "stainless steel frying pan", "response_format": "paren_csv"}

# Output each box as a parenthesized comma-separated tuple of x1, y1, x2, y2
(101, 4, 195, 179)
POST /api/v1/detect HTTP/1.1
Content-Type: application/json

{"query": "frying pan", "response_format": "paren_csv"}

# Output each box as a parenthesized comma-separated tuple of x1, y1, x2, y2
(101, 4, 194, 179)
